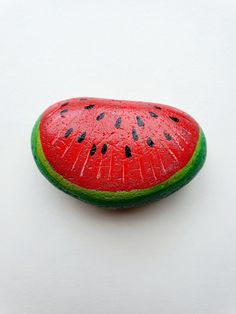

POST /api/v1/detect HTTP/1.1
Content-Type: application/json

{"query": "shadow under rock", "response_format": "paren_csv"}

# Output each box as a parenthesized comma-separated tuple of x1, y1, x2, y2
(64, 185, 192, 221)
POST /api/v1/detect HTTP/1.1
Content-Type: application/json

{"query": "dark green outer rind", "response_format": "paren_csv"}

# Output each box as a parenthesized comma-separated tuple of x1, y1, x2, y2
(31, 116, 207, 209)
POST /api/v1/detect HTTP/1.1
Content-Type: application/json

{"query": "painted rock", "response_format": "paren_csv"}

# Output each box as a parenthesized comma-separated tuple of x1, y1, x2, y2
(31, 97, 207, 208)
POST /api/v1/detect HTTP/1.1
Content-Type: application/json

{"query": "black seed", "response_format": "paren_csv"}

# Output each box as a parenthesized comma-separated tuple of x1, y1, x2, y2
(132, 128, 139, 141)
(61, 102, 69, 107)
(77, 131, 86, 143)
(164, 132, 172, 141)
(154, 106, 162, 110)
(90, 144, 97, 156)
(115, 117, 122, 129)
(64, 128, 73, 138)
(169, 116, 179, 122)
(96, 112, 105, 121)
(101, 144, 107, 154)
(80, 98, 87, 101)
(149, 111, 158, 118)
(147, 137, 154, 147)
(60, 109, 68, 116)
(125, 145, 132, 158)
(85, 104, 95, 109)
(136, 116, 144, 127)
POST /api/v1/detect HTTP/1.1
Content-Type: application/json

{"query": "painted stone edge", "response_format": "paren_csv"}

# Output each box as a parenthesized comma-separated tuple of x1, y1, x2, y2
(31, 115, 207, 209)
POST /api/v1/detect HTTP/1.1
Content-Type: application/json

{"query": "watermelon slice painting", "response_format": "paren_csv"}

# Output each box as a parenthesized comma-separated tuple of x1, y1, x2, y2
(31, 98, 207, 208)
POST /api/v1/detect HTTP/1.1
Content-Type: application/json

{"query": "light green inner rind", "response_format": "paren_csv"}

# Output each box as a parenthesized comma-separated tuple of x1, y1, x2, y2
(31, 116, 207, 208)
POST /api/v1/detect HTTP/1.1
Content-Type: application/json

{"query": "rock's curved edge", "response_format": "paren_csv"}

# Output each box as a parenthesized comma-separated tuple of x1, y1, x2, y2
(31, 115, 207, 209)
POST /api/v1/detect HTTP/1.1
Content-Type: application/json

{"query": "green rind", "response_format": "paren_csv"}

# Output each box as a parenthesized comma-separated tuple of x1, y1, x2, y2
(31, 116, 207, 208)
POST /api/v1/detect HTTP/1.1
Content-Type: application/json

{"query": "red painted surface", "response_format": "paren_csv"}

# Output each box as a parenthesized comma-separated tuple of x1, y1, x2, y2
(40, 98, 200, 192)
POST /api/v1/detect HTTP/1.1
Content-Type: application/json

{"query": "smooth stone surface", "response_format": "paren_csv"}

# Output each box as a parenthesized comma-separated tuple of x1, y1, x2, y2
(31, 97, 207, 208)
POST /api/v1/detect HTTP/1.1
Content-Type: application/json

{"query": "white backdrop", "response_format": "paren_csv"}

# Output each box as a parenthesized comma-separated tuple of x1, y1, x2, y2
(0, 0, 236, 313)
